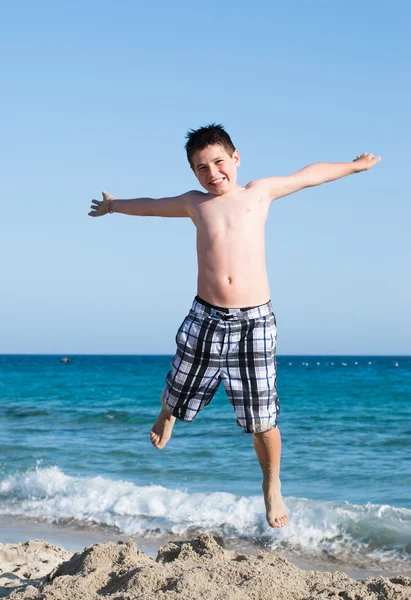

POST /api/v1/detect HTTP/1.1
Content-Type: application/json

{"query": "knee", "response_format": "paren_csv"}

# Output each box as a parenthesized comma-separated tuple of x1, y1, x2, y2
(253, 426, 280, 445)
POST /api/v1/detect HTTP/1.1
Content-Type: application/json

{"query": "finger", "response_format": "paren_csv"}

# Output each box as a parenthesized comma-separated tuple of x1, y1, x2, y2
(91, 200, 101, 206)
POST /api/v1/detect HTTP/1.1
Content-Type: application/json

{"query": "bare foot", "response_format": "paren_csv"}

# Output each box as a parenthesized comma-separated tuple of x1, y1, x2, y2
(262, 479, 289, 528)
(150, 397, 176, 450)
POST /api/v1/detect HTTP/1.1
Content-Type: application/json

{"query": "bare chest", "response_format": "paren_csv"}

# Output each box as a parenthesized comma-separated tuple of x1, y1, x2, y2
(193, 194, 269, 233)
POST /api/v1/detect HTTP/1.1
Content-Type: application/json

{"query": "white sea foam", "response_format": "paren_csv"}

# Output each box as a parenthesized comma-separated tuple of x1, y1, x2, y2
(1, 466, 410, 565)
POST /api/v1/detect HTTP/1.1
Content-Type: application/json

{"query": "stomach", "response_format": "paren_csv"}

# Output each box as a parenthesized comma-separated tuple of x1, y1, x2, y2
(195, 225, 270, 307)
(197, 264, 270, 308)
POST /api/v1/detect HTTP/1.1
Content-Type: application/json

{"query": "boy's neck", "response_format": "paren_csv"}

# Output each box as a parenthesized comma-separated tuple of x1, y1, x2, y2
(206, 183, 244, 198)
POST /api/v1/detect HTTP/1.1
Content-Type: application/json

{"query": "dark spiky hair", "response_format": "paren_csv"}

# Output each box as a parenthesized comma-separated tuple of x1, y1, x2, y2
(185, 123, 236, 168)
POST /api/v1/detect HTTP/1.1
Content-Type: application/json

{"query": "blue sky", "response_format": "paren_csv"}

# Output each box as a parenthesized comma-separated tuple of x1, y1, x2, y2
(2, 0, 410, 354)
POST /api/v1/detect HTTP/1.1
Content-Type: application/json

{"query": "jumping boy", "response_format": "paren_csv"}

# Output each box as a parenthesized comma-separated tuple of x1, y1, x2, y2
(89, 124, 381, 529)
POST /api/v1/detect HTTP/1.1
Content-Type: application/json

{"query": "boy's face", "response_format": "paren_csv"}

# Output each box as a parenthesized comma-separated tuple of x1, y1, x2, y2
(191, 144, 240, 195)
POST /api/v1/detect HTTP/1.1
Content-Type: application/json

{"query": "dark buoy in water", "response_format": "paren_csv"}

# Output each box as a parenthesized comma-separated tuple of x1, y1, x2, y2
(60, 357, 71, 363)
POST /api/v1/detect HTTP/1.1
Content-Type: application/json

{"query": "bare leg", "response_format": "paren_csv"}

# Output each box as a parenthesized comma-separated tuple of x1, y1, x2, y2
(150, 394, 176, 450)
(253, 427, 289, 528)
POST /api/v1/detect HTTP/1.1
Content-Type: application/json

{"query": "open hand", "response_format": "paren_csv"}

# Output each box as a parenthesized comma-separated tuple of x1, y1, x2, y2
(353, 152, 381, 172)
(88, 190, 116, 217)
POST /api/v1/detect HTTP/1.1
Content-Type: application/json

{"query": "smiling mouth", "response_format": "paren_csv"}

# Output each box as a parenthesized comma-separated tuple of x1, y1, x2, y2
(209, 177, 225, 186)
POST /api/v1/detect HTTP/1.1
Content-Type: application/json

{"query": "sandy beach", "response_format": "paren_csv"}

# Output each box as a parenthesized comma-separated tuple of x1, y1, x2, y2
(1, 533, 410, 600)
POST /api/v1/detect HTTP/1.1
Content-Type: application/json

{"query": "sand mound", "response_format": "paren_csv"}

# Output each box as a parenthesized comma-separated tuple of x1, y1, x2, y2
(3, 534, 411, 600)
(0, 540, 71, 598)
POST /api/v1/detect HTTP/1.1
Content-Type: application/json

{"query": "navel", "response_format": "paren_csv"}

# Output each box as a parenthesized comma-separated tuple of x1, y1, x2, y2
(228, 276, 232, 284)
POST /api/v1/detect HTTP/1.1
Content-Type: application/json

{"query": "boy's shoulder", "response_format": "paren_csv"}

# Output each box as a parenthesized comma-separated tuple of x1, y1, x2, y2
(186, 189, 208, 197)
(245, 178, 269, 190)
(184, 189, 210, 203)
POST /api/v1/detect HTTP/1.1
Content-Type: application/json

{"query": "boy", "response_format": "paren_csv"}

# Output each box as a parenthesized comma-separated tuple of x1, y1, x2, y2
(89, 124, 381, 528)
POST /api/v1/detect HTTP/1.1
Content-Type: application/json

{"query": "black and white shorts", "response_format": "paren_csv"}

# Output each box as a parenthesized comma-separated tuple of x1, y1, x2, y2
(162, 296, 280, 433)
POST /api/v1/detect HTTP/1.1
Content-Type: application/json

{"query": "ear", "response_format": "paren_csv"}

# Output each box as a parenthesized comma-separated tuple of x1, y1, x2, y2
(233, 149, 241, 167)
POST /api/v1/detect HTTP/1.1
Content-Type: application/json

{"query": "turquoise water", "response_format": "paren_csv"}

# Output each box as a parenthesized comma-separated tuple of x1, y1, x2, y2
(0, 355, 410, 567)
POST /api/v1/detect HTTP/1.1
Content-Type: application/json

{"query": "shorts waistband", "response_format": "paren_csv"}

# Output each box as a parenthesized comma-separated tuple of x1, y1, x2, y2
(191, 295, 273, 321)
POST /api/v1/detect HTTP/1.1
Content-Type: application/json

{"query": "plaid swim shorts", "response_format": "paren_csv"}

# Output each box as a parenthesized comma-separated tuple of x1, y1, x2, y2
(162, 296, 280, 433)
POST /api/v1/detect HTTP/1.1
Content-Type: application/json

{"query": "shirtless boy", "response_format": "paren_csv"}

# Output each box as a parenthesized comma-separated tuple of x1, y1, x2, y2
(89, 124, 381, 528)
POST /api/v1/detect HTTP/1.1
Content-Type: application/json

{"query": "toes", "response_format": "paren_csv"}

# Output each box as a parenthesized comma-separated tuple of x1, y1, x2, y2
(269, 518, 281, 528)
(150, 431, 166, 450)
(150, 431, 159, 445)
(268, 514, 289, 528)
(279, 514, 288, 526)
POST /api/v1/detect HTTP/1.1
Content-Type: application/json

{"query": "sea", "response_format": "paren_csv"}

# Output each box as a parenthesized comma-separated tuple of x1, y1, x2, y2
(0, 354, 410, 575)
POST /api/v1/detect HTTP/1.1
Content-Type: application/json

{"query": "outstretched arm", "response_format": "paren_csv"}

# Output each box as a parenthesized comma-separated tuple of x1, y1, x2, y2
(262, 152, 382, 201)
(88, 190, 197, 218)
